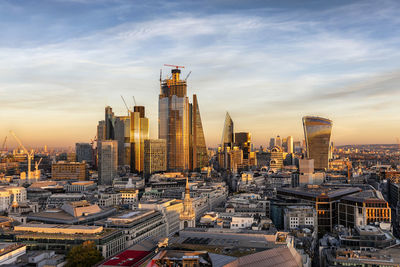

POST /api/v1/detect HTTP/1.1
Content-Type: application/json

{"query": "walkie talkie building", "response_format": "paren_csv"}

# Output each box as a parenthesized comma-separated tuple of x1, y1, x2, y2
(302, 116, 333, 171)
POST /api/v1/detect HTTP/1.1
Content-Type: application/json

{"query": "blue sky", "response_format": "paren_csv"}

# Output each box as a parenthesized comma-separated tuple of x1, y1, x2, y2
(1, 0, 400, 148)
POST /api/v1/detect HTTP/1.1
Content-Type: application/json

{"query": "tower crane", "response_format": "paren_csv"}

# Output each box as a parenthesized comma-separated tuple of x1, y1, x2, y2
(9, 130, 34, 179)
(120, 95, 131, 114)
(164, 64, 185, 69)
(1, 136, 6, 151)
(185, 71, 192, 81)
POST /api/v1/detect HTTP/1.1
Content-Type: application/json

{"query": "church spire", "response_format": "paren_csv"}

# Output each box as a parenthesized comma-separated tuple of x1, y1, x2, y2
(180, 177, 195, 229)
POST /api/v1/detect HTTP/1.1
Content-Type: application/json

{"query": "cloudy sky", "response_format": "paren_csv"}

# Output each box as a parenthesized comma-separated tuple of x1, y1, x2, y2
(1, 0, 400, 148)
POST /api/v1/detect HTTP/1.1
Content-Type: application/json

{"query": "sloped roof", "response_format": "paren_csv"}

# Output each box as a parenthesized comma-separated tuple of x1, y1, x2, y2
(223, 247, 301, 267)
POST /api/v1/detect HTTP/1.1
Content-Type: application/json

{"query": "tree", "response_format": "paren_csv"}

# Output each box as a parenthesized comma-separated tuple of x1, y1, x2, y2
(66, 241, 104, 267)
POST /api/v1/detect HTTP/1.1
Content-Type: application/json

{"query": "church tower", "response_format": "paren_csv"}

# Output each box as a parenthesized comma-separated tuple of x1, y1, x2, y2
(180, 178, 196, 229)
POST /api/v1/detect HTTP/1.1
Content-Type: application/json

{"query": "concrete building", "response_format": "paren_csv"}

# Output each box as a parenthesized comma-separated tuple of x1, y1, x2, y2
(10, 224, 125, 258)
(143, 139, 167, 176)
(99, 140, 118, 185)
(139, 199, 183, 236)
(51, 161, 87, 180)
(96, 210, 166, 247)
(270, 146, 284, 171)
(0, 243, 26, 265)
(283, 206, 317, 230)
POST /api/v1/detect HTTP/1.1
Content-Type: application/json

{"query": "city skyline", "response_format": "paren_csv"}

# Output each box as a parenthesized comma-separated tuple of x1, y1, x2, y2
(2, 0, 400, 148)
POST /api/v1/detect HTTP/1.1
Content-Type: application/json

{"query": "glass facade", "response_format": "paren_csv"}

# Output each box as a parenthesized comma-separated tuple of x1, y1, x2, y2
(221, 112, 234, 147)
(191, 94, 208, 170)
(159, 69, 190, 171)
(130, 107, 149, 172)
(302, 116, 333, 170)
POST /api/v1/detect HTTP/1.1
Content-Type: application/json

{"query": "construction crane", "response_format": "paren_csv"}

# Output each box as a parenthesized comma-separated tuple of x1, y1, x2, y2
(9, 131, 34, 179)
(164, 64, 185, 69)
(120, 95, 131, 114)
(34, 157, 43, 179)
(1, 136, 6, 151)
(185, 71, 192, 81)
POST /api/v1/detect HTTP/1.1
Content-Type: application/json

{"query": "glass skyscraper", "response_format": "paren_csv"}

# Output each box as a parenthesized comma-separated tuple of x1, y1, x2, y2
(221, 112, 234, 148)
(302, 116, 333, 170)
(159, 68, 207, 171)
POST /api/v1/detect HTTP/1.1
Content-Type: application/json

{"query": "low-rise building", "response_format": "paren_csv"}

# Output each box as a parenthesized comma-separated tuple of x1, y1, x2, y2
(9, 224, 125, 258)
(283, 206, 316, 230)
(0, 243, 26, 265)
(51, 161, 88, 180)
(96, 210, 167, 247)
(139, 199, 183, 236)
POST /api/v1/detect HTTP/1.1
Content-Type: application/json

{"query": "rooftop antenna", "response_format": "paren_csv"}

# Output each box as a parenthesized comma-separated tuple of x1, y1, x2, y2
(160, 69, 162, 83)
(120, 95, 131, 114)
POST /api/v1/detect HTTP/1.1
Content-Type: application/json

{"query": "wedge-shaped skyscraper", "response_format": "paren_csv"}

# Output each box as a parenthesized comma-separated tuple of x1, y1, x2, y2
(302, 116, 333, 170)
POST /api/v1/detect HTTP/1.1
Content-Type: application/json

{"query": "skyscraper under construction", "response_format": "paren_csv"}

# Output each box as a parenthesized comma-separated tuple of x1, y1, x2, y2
(159, 66, 207, 172)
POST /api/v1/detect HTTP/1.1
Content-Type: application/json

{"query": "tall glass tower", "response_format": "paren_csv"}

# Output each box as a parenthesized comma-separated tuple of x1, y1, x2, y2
(302, 116, 333, 170)
(159, 68, 190, 171)
(221, 112, 234, 148)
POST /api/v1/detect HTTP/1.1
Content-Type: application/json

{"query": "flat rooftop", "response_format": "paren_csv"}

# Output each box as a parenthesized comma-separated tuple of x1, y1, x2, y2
(277, 186, 361, 199)
(101, 250, 151, 267)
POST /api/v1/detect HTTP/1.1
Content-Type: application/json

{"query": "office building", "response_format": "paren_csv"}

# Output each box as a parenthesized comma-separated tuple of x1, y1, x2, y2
(235, 132, 251, 159)
(143, 139, 167, 176)
(269, 137, 275, 149)
(11, 224, 125, 258)
(270, 146, 284, 170)
(139, 199, 183, 236)
(159, 67, 207, 172)
(190, 94, 208, 170)
(99, 140, 118, 185)
(51, 161, 87, 181)
(0, 243, 26, 265)
(287, 136, 293, 154)
(283, 206, 316, 230)
(302, 116, 333, 170)
(221, 112, 234, 148)
(277, 186, 361, 236)
(105, 106, 128, 167)
(130, 106, 149, 173)
(75, 143, 93, 166)
(338, 190, 391, 228)
(159, 68, 190, 171)
(95, 210, 167, 247)
(276, 135, 282, 147)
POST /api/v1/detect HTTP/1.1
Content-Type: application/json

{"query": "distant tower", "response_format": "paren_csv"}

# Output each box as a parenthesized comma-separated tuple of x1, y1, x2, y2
(99, 140, 118, 185)
(269, 137, 275, 149)
(276, 135, 282, 147)
(221, 112, 234, 148)
(287, 136, 294, 154)
(130, 106, 149, 173)
(302, 116, 333, 171)
(180, 178, 195, 229)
